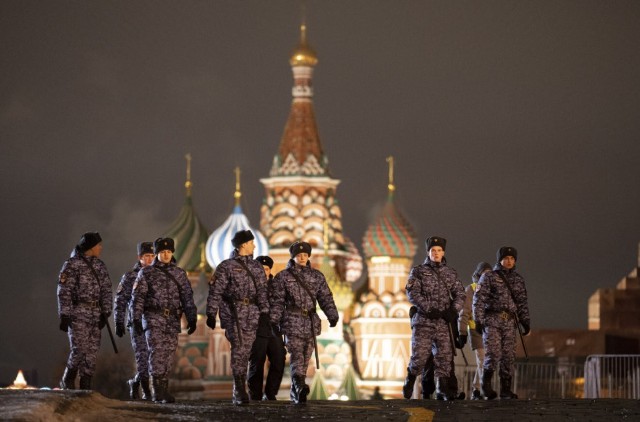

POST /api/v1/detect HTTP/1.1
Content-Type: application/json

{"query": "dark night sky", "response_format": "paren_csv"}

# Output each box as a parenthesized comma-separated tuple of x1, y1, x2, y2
(1, 1, 639, 386)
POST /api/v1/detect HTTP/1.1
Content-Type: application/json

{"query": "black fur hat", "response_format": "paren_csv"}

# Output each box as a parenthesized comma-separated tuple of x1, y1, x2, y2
(77, 232, 102, 252)
(425, 236, 446, 251)
(255, 255, 274, 269)
(289, 241, 312, 258)
(497, 246, 518, 262)
(137, 242, 154, 255)
(154, 237, 175, 253)
(231, 230, 254, 248)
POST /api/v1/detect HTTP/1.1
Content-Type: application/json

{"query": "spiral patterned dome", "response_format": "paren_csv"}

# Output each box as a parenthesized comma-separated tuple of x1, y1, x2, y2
(205, 204, 268, 268)
(362, 193, 417, 259)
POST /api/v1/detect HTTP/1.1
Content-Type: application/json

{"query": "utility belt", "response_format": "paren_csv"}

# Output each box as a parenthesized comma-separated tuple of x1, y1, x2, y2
(75, 299, 100, 308)
(233, 297, 256, 306)
(146, 305, 181, 318)
(487, 310, 513, 321)
(287, 305, 316, 317)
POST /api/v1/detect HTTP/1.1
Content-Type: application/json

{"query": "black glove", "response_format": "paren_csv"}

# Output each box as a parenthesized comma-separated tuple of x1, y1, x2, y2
(59, 315, 71, 332)
(444, 307, 459, 323)
(133, 319, 143, 336)
(187, 319, 197, 335)
(456, 334, 467, 349)
(98, 313, 108, 330)
(475, 322, 484, 335)
(115, 322, 125, 337)
(206, 315, 216, 330)
(521, 322, 530, 336)
(329, 318, 338, 328)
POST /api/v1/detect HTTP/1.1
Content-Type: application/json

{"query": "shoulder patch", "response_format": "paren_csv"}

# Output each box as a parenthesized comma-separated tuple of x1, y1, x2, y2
(59, 273, 67, 284)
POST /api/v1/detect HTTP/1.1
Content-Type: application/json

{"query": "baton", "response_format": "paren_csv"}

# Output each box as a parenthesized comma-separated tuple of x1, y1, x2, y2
(311, 315, 319, 369)
(459, 345, 468, 366)
(105, 319, 119, 354)
(512, 313, 528, 360)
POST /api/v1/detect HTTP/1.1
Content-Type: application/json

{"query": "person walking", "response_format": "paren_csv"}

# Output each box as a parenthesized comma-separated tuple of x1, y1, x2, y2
(403, 236, 465, 401)
(473, 247, 530, 400)
(205, 230, 269, 405)
(247, 255, 286, 401)
(458, 261, 492, 400)
(113, 241, 155, 400)
(57, 232, 113, 390)
(131, 237, 197, 403)
(269, 241, 339, 404)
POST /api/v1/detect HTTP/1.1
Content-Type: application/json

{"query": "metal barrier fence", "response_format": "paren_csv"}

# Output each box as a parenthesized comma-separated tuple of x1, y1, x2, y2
(584, 354, 640, 399)
(456, 359, 585, 399)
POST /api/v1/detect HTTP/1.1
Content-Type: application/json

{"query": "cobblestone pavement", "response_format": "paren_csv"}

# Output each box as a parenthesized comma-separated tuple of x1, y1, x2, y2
(2, 390, 640, 421)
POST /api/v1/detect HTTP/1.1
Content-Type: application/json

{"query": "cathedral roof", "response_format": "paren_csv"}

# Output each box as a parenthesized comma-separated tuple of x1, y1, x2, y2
(362, 158, 417, 259)
(163, 155, 211, 273)
(205, 168, 268, 267)
(271, 24, 328, 178)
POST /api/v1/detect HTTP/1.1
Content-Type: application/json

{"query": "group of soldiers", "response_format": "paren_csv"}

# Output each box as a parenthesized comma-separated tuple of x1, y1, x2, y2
(403, 236, 530, 401)
(57, 230, 528, 404)
(56, 230, 337, 405)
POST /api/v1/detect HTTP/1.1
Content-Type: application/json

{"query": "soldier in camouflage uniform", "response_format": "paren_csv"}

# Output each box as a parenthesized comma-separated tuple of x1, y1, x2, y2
(403, 236, 465, 401)
(247, 255, 286, 401)
(131, 237, 197, 404)
(57, 232, 113, 390)
(113, 241, 155, 400)
(458, 261, 492, 400)
(473, 247, 530, 400)
(270, 241, 339, 405)
(206, 230, 269, 405)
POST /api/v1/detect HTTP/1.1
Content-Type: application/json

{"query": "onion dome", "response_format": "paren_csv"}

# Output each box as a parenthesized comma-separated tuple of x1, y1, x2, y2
(343, 237, 363, 283)
(206, 167, 268, 268)
(164, 154, 211, 273)
(290, 24, 318, 67)
(362, 157, 417, 258)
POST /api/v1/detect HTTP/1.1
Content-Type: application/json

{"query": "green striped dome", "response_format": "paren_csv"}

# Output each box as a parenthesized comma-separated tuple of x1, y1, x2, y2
(163, 195, 211, 273)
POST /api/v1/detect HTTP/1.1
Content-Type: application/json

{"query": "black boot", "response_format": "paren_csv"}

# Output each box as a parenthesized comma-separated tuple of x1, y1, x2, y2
(471, 389, 483, 400)
(232, 375, 249, 405)
(162, 378, 175, 403)
(481, 370, 497, 400)
(151, 376, 165, 403)
(291, 375, 309, 404)
(436, 377, 456, 401)
(500, 376, 518, 399)
(421, 373, 436, 399)
(60, 366, 77, 390)
(140, 376, 151, 400)
(79, 375, 92, 390)
(402, 370, 417, 399)
(128, 375, 141, 400)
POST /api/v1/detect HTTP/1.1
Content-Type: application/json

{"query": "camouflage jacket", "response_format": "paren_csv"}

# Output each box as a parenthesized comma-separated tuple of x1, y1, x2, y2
(131, 258, 197, 332)
(269, 260, 339, 338)
(406, 258, 465, 327)
(206, 251, 269, 333)
(57, 249, 113, 322)
(113, 261, 142, 327)
(473, 264, 530, 327)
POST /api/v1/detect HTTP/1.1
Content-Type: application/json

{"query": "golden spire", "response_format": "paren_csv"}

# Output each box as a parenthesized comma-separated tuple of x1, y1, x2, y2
(234, 166, 242, 206)
(185, 153, 193, 197)
(386, 156, 396, 195)
(199, 242, 206, 271)
(290, 23, 318, 67)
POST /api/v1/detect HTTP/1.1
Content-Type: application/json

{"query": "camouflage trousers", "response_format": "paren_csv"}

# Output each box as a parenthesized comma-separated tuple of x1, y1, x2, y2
(65, 318, 101, 377)
(408, 319, 453, 378)
(145, 327, 178, 377)
(482, 318, 517, 378)
(129, 327, 149, 377)
(285, 335, 314, 378)
(225, 326, 258, 377)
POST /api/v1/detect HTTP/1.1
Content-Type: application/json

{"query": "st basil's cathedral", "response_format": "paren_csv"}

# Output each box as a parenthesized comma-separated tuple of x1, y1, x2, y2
(161, 24, 417, 399)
